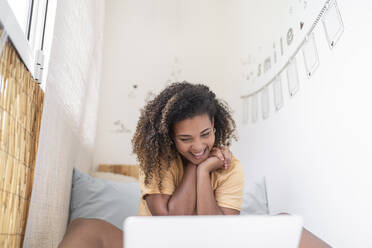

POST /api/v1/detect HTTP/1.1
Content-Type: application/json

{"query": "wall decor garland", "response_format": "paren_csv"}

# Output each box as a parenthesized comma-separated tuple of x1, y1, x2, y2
(241, 0, 344, 124)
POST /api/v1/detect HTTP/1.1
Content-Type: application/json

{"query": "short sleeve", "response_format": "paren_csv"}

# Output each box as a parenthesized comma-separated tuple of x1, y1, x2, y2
(214, 157, 244, 211)
(138, 163, 177, 200)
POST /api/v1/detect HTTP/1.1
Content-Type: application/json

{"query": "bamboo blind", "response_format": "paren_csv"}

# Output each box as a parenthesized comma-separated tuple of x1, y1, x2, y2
(0, 33, 44, 247)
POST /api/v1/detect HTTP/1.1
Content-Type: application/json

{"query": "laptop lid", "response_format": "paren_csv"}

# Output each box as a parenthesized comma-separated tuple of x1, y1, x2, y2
(123, 215, 303, 248)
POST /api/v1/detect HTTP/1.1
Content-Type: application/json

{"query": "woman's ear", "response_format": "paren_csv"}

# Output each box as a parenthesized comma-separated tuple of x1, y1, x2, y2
(210, 117, 216, 133)
(171, 132, 175, 144)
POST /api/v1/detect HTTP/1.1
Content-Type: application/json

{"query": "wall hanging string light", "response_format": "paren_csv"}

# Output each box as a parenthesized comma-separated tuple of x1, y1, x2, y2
(241, 0, 344, 124)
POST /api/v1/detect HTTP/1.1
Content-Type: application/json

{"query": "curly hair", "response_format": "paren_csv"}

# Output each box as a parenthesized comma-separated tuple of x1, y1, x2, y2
(131, 81, 237, 190)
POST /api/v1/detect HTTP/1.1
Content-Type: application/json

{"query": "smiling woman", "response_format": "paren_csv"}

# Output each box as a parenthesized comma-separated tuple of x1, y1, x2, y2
(131, 82, 242, 216)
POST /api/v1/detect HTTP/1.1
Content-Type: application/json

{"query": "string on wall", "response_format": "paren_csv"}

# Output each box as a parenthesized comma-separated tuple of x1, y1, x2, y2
(241, 0, 344, 124)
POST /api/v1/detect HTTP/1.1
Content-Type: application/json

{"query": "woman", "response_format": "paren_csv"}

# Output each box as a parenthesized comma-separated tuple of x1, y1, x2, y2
(132, 82, 242, 216)
(59, 82, 331, 247)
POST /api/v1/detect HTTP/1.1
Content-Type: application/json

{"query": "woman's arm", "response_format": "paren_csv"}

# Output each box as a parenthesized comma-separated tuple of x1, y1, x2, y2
(145, 162, 197, 215)
(196, 156, 240, 215)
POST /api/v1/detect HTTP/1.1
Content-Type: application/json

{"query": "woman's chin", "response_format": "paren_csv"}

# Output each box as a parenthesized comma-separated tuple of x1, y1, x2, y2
(188, 153, 210, 165)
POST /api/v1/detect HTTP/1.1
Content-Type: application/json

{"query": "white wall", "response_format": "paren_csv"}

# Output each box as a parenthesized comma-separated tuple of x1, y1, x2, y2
(94, 0, 179, 166)
(227, 1, 372, 247)
(94, 0, 231, 167)
(24, 1, 104, 247)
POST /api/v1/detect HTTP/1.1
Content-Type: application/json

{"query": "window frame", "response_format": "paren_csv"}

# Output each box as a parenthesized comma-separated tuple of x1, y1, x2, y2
(0, 0, 56, 90)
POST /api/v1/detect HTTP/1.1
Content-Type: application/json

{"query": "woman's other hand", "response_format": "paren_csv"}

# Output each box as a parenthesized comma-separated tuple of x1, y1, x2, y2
(211, 147, 232, 170)
(198, 147, 232, 173)
(220, 146, 232, 169)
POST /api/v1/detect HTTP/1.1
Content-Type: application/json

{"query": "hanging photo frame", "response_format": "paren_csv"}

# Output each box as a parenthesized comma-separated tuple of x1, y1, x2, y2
(302, 32, 320, 78)
(280, 37, 284, 56)
(273, 43, 277, 63)
(261, 86, 270, 119)
(251, 93, 258, 123)
(322, 0, 344, 49)
(264, 57, 271, 74)
(273, 76, 284, 111)
(242, 97, 249, 124)
(286, 57, 300, 97)
(239, 0, 346, 124)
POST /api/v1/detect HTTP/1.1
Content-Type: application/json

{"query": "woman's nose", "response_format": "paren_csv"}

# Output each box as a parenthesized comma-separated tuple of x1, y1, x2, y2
(191, 140, 204, 152)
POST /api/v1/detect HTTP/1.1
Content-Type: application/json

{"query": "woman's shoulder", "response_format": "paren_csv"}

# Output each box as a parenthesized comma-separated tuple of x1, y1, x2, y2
(138, 154, 183, 179)
(211, 155, 244, 189)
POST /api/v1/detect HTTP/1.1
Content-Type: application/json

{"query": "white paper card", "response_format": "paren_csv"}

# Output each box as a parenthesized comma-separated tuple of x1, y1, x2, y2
(273, 76, 284, 111)
(286, 57, 300, 97)
(261, 86, 270, 119)
(302, 32, 320, 78)
(322, 0, 344, 49)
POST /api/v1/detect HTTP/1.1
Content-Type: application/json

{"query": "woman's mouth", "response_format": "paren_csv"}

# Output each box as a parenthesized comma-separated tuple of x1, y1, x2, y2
(190, 148, 208, 160)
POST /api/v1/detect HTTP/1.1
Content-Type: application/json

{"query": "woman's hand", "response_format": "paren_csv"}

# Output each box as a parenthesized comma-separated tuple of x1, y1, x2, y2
(198, 147, 232, 173)
(220, 146, 232, 169)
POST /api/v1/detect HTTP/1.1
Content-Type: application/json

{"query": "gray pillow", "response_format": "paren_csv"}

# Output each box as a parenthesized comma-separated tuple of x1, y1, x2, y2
(240, 176, 270, 215)
(69, 168, 141, 230)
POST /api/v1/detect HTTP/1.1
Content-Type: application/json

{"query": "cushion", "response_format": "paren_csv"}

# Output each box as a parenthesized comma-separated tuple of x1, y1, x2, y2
(69, 168, 268, 228)
(89, 171, 138, 182)
(69, 168, 141, 230)
(240, 176, 269, 215)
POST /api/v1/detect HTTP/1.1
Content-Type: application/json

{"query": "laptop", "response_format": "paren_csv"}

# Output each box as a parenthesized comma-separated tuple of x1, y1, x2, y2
(123, 215, 303, 248)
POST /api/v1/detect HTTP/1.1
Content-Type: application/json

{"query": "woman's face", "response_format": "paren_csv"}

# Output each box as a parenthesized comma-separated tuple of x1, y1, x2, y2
(173, 113, 215, 165)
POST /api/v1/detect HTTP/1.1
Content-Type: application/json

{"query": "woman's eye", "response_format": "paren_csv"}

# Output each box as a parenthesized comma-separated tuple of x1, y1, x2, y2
(180, 138, 191, 142)
(202, 132, 210, 137)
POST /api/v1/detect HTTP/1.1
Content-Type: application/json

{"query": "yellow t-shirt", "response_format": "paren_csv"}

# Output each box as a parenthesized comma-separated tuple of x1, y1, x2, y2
(138, 154, 244, 216)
